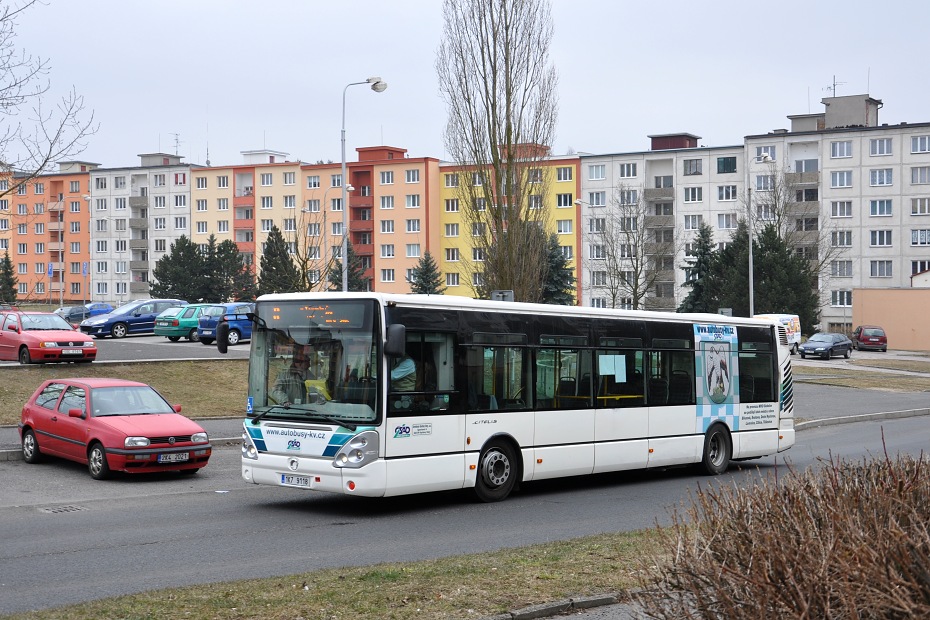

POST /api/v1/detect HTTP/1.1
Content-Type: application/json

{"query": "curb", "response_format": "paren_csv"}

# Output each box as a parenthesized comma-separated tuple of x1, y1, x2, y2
(479, 594, 624, 620)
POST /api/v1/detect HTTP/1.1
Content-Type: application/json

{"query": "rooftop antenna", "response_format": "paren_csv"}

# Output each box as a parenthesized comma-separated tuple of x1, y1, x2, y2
(205, 121, 211, 166)
(170, 133, 182, 155)
(824, 75, 846, 97)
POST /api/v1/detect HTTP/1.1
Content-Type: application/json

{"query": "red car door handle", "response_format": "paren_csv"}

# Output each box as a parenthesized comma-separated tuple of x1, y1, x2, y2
(51, 416, 57, 421)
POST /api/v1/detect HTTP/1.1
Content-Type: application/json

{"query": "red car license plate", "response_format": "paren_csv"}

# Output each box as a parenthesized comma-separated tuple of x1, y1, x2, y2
(62, 349, 83, 355)
(158, 453, 190, 463)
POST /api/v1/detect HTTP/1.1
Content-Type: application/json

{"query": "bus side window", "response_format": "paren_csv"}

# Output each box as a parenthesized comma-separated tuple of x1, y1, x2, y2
(596, 350, 644, 408)
(465, 345, 528, 412)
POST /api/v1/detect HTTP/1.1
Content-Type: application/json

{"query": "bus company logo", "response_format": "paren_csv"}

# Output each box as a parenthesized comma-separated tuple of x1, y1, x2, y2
(394, 425, 411, 439)
(286, 439, 301, 451)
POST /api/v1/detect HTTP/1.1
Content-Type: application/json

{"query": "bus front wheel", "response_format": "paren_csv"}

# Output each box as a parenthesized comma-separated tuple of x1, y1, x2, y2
(474, 441, 517, 502)
(701, 424, 731, 476)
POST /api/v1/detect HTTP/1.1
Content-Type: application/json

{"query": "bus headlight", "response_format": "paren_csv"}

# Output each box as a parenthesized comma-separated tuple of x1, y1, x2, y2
(333, 430, 379, 469)
(242, 429, 258, 460)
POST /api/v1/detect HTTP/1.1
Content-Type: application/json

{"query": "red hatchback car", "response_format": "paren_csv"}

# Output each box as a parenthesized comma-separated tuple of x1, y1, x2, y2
(19, 378, 211, 479)
(0, 311, 96, 364)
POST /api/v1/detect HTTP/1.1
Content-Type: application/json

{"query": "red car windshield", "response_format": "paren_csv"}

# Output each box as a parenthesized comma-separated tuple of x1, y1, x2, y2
(91, 386, 175, 417)
(21, 314, 74, 330)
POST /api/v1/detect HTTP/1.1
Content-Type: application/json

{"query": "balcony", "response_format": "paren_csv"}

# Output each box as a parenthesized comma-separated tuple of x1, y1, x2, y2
(235, 241, 255, 254)
(644, 187, 674, 201)
(354, 244, 373, 257)
(785, 171, 820, 186)
(233, 193, 255, 207)
(47, 220, 64, 232)
(786, 201, 820, 216)
(234, 217, 255, 230)
(353, 220, 374, 232)
(130, 260, 148, 270)
(644, 215, 674, 228)
(130, 282, 150, 294)
(129, 218, 148, 229)
(129, 239, 148, 250)
(48, 200, 64, 212)
(47, 241, 64, 253)
(129, 196, 148, 208)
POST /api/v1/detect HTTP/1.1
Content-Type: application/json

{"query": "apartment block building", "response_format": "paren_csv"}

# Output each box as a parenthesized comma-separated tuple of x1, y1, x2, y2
(87, 153, 198, 305)
(0, 162, 96, 305)
(437, 151, 581, 297)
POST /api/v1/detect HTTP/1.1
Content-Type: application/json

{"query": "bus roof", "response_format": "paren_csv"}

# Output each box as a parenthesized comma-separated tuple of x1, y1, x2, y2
(256, 292, 775, 329)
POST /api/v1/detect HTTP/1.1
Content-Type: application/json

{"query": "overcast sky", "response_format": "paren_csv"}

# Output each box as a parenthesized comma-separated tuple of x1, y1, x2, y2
(14, 0, 930, 169)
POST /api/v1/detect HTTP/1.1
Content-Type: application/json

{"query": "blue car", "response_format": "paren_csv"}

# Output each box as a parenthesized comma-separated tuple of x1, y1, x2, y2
(80, 299, 188, 338)
(198, 302, 254, 345)
(85, 302, 114, 317)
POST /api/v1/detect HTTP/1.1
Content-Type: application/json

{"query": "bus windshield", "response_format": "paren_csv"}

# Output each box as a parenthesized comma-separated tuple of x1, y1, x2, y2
(247, 299, 381, 425)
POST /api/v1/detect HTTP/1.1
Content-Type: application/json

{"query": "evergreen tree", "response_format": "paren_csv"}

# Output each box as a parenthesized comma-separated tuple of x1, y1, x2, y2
(202, 236, 256, 301)
(678, 222, 716, 313)
(753, 224, 821, 334)
(257, 225, 300, 296)
(151, 235, 203, 301)
(705, 220, 752, 317)
(0, 252, 17, 304)
(327, 241, 368, 292)
(409, 251, 445, 295)
(540, 233, 575, 305)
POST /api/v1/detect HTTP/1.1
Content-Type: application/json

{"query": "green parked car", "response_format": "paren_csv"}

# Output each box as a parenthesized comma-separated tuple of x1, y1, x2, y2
(154, 303, 214, 342)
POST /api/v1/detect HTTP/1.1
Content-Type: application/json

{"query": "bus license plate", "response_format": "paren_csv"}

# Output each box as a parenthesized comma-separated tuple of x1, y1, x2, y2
(280, 474, 311, 488)
(158, 453, 189, 463)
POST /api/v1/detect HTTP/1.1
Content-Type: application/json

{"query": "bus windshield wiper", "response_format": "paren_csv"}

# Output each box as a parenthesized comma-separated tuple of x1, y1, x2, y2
(250, 405, 356, 431)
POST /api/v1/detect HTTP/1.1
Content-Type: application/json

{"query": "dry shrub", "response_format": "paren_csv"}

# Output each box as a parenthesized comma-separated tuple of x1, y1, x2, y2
(636, 449, 930, 619)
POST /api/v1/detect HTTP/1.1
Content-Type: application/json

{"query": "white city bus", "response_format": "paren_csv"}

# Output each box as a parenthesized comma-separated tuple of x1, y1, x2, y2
(227, 293, 795, 502)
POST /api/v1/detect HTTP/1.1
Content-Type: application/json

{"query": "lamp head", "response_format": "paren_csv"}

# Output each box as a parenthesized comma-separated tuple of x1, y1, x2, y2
(346, 184, 355, 192)
(367, 77, 388, 93)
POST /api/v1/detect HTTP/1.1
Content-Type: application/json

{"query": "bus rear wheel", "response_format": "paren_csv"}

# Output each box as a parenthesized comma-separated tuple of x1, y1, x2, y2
(701, 424, 731, 476)
(474, 441, 517, 502)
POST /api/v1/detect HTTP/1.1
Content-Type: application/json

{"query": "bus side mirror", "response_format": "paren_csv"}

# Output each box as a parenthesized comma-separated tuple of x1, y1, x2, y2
(384, 324, 406, 357)
(217, 321, 229, 354)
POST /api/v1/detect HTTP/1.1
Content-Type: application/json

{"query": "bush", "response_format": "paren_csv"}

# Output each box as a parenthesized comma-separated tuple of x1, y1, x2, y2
(637, 452, 930, 619)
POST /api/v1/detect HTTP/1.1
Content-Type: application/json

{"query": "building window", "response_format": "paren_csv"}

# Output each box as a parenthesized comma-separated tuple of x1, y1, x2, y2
(260, 196, 273, 209)
(870, 138, 893, 156)
(795, 218, 818, 231)
(331, 174, 342, 188)
(445, 272, 459, 287)
(472, 223, 486, 237)
(911, 167, 930, 185)
(588, 191, 606, 207)
(381, 220, 394, 233)
(529, 195, 542, 209)
(683, 159, 702, 176)
(870, 199, 892, 216)
(406, 243, 420, 258)
(870, 260, 893, 277)
(380, 195, 394, 209)
(913, 260, 930, 275)
(557, 193, 573, 208)
(912, 198, 930, 215)
(717, 156, 737, 174)
(795, 159, 819, 172)
(557, 219, 573, 234)
(831, 171, 853, 188)
(796, 188, 818, 202)
(618, 190, 638, 205)
(756, 175, 774, 191)
(557, 167, 573, 182)
(717, 213, 737, 229)
(217, 198, 229, 210)
(331, 198, 343, 212)
(405, 219, 420, 233)
(618, 163, 637, 178)
(654, 175, 673, 189)
(588, 164, 605, 180)
(380, 269, 395, 283)
(870, 169, 893, 186)
(831, 290, 852, 307)
(684, 215, 703, 230)
(445, 247, 459, 262)
(718, 185, 737, 201)
(174, 217, 187, 230)
(381, 244, 395, 258)
(589, 217, 605, 233)
(306, 175, 320, 189)
(589, 245, 606, 259)
(756, 145, 776, 161)
(911, 135, 930, 153)
(331, 222, 344, 236)
(405, 194, 420, 208)
(831, 260, 853, 277)
(196, 221, 208, 234)
(870, 230, 892, 247)
(832, 230, 852, 247)
(912, 229, 930, 246)
(444, 173, 459, 187)
(445, 223, 459, 237)
(283, 172, 295, 185)
(380, 171, 394, 185)
(405, 169, 420, 183)
(217, 221, 229, 233)
(831, 201, 852, 217)
(684, 187, 702, 203)
(528, 168, 542, 183)
(472, 172, 484, 186)
(831, 141, 852, 158)
(445, 199, 459, 212)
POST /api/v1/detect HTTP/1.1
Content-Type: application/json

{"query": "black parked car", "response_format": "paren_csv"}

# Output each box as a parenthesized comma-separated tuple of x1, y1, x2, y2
(798, 332, 853, 360)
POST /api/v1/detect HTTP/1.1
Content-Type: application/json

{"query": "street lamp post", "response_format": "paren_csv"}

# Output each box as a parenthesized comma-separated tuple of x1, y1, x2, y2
(341, 76, 387, 292)
(747, 186, 754, 317)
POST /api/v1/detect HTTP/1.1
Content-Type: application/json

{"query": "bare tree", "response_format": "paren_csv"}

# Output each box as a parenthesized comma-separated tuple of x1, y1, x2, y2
(747, 158, 847, 291)
(584, 185, 681, 310)
(436, 0, 558, 302)
(0, 0, 97, 193)
(288, 198, 343, 292)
